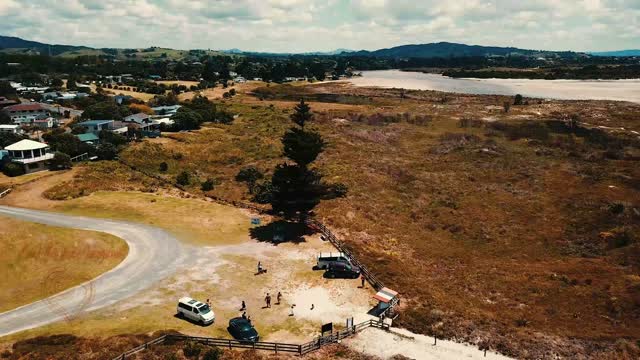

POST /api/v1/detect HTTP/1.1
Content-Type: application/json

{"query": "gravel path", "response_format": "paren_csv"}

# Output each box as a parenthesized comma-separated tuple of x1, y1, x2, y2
(0, 205, 192, 337)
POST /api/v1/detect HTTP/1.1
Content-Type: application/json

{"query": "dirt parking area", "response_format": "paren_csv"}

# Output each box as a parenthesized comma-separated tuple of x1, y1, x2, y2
(0, 171, 377, 344)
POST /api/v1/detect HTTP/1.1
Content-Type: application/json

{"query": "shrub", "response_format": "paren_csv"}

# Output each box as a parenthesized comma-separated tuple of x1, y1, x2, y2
(252, 181, 274, 204)
(236, 166, 264, 184)
(49, 152, 72, 170)
(201, 178, 215, 191)
(176, 171, 190, 186)
(183, 341, 202, 358)
(605, 227, 634, 249)
(2, 163, 25, 177)
(503, 101, 511, 113)
(330, 183, 348, 198)
(514, 94, 523, 105)
(202, 348, 223, 360)
(95, 143, 118, 160)
(159, 162, 168, 172)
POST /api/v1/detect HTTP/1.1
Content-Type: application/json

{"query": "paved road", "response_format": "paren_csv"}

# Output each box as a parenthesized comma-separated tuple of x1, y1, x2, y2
(0, 206, 192, 337)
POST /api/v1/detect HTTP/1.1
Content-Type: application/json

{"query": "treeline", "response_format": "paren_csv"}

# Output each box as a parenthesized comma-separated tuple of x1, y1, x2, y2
(2, 51, 639, 84)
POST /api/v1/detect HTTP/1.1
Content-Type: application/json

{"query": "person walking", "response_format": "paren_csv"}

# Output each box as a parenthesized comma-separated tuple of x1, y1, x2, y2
(257, 261, 262, 274)
(267, 293, 272, 308)
(276, 291, 282, 305)
(242, 311, 247, 319)
(289, 305, 294, 317)
(240, 300, 246, 311)
(360, 274, 366, 288)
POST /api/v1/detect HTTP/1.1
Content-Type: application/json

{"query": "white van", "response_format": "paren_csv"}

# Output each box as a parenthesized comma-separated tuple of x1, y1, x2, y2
(177, 297, 215, 325)
(316, 252, 351, 270)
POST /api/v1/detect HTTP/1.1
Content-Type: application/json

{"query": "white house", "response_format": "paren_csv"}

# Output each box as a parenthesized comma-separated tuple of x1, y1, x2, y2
(4, 139, 54, 174)
(124, 113, 154, 130)
(32, 117, 56, 129)
(0, 124, 23, 135)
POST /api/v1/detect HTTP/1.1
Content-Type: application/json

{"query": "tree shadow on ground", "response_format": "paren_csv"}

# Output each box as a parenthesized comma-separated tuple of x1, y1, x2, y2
(249, 220, 315, 245)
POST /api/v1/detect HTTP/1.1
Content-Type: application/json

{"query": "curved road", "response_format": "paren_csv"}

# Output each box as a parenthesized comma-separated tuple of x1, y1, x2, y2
(0, 205, 192, 337)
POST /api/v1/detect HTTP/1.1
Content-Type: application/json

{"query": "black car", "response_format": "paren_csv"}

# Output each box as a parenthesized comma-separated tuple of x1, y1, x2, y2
(325, 262, 361, 279)
(228, 317, 259, 342)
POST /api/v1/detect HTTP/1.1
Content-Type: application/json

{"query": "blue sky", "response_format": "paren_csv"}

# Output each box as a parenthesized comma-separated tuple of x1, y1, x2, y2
(0, 0, 638, 52)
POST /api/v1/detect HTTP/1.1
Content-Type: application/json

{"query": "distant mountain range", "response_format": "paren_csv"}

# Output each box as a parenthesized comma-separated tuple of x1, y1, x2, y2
(0, 35, 92, 56)
(1, 35, 638, 60)
(340, 42, 580, 58)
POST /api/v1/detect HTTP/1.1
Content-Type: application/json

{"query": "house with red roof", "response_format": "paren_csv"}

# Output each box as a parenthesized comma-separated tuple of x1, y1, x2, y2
(3, 103, 50, 124)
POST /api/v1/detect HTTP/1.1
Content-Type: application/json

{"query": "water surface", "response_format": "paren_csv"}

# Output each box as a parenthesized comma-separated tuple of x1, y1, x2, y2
(348, 70, 640, 103)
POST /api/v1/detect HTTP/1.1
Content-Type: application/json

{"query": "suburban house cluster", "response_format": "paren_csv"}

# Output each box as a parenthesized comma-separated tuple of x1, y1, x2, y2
(74, 105, 179, 144)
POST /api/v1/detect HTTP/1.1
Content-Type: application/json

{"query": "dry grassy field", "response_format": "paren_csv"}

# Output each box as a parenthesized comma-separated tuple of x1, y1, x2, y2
(0, 217, 127, 313)
(114, 83, 639, 358)
(6, 82, 639, 358)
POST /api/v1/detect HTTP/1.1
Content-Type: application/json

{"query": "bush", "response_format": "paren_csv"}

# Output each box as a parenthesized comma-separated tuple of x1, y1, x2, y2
(159, 162, 168, 172)
(2, 163, 24, 177)
(176, 171, 190, 186)
(201, 178, 215, 191)
(49, 152, 72, 170)
(236, 166, 263, 184)
(252, 181, 274, 204)
(514, 94, 523, 105)
(183, 341, 202, 358)
(202, 348, 223, 360)
(95, 143, 118, 160)
(330, 183, 348, 198)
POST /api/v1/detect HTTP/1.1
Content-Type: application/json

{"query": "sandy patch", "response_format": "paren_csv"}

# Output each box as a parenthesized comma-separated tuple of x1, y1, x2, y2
(345, 327, 513, 360)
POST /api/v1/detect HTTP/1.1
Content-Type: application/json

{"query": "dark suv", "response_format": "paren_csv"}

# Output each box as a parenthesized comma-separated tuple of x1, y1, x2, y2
(228, 317, 259, 342)
(325, 262, 361, 279)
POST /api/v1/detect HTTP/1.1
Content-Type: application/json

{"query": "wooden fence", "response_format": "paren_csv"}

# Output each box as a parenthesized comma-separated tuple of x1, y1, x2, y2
(0, 188, 11, 199)
(112, 319, 388, 359)
(70, 152, 89, 162)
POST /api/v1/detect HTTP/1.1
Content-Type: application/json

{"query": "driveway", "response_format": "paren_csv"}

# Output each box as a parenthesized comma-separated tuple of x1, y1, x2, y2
(0, 205, 192, 337)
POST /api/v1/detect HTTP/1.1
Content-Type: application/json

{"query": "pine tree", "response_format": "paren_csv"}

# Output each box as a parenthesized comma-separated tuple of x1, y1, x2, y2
(266, 100, 327, 221)
(290, 99, 312, 128)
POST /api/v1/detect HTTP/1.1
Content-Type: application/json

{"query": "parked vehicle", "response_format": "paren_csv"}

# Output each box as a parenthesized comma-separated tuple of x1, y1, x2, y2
(316, 252, 351, 270)
(325, 262, 361, 279)
(228, 317, 259, 342)
(176, 297, 215, 325)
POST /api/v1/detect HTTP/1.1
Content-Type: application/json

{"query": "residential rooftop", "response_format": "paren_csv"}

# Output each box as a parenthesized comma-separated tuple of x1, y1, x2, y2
(4, 139, 48, 151)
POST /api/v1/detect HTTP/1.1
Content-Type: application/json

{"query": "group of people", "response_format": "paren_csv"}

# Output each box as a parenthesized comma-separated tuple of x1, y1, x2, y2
(264, 291, 282, 308)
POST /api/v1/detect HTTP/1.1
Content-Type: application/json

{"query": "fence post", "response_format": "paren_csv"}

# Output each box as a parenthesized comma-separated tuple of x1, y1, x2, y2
(228, 340, 232, 349)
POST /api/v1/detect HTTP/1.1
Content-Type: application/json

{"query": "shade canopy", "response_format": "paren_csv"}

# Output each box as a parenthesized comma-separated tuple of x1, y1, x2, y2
(373, 287, 398, 304)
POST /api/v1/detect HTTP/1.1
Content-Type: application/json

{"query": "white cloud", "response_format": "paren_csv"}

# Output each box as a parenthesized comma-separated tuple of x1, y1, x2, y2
(0, 0, 638, 52)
